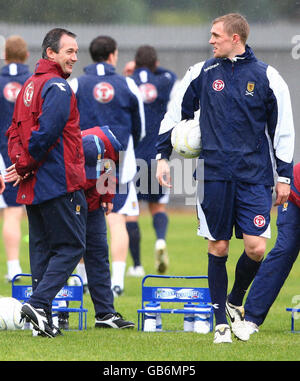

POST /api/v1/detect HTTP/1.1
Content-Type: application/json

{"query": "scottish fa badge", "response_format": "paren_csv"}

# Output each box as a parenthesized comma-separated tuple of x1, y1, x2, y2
(245, 81, 255, 96)
(76, 205, 81, 215)
(282, 202, 289, 212)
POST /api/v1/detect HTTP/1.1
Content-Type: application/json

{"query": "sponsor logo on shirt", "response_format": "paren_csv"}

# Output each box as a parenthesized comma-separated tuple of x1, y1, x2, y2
(204, 63, 220, 72)
(212, 79, 225, 92)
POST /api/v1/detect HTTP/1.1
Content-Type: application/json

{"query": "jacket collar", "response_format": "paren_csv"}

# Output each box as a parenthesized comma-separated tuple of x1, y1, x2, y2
(84, 62, 116, 76)
(34, 58, 70, 79)
(220, 45, 257, 64)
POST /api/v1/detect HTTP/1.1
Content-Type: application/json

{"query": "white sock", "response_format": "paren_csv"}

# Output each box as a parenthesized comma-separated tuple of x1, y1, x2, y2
(76, 263, 88, 285)
(7, 260, 22, 280)
(111, 261, 126, 290)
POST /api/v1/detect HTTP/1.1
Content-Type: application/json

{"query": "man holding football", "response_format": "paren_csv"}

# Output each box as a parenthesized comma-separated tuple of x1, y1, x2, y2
(156, 13, 295, 343)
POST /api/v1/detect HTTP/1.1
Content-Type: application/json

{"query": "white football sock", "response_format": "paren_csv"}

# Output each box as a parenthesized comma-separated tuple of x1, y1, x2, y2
(111, 261, 126, 290)
(76, 262, 88, 285)
(7, 259, 22, 280)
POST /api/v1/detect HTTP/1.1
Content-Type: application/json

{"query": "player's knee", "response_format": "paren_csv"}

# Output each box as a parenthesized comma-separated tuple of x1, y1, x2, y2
(246, 244, 265, 262)
(208, 240, 229, 256)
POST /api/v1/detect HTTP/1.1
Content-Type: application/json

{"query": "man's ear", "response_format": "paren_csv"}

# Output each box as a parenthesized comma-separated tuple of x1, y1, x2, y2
(232, 33, 241, 45)
(46, 47, 56, 61)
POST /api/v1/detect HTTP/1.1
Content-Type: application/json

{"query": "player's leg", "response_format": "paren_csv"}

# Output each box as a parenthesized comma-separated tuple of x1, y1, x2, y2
(226, 182, 272, 341)
(0, 155, 24, 281)
(208, 239, 232, 343)
(74, 258, 88, 291)
(108, 181, 139, 295)
(126, 214, 145, 277)
(197, 180, 235, 343)
(107, 212, 128, 296)
(149, 201, 169, 273)
(228, 235, 266, 307)
(3, 206, 24, 281)
(244, 201, 300, 328)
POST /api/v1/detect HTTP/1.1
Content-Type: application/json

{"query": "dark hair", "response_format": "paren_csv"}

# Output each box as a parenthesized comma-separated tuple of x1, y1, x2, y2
(135, 45, 157, 72)
(42, 28, 76, 59)
(89, 36, 117, 62)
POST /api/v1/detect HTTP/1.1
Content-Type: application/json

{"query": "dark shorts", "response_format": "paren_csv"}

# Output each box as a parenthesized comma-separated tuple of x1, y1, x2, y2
(196, 180, 273, 241)
(0, 181, 20, 207)
(135, 162, 169, 204)
(111, 181, 139, 215)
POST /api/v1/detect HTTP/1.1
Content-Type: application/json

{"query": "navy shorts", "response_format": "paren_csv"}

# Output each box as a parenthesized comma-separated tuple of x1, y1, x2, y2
(0, 151, 20, 207)
(196, 181, 273, 241)
(111, 181, 139, 216)
(136, 164, 169, 204)
(0, 181, 20, 207)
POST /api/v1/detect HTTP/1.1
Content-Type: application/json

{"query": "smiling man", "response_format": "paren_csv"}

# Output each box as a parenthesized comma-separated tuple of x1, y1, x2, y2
(155, 13, 295, 344)
(5, 28, 87, 338)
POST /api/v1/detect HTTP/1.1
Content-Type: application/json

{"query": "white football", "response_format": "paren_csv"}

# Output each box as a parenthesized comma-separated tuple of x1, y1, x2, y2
(0, 297, 24, 330)
(171, 118, 201, 158)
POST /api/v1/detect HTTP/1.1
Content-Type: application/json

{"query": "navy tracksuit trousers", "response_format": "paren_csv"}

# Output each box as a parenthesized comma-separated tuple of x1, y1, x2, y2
(84, 207, 115, 316)
(26, 190, 87, 315)
(245, 201, 300, 326)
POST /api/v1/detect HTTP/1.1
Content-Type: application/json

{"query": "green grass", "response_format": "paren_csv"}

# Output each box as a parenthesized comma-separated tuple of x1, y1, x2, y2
(0, 207, 299, 361)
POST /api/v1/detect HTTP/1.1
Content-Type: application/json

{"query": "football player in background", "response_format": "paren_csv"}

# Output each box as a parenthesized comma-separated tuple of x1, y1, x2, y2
(70, 36, 145, 297)
(156, 13, 294, 343)
(0, 35, 31, 282)
(123, 45, 177, 277)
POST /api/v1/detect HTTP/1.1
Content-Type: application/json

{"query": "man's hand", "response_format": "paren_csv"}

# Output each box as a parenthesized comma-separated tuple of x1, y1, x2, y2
(101, 201, 113, 215)
(156, 159, 172, 188)
(274, 182, 290, 206)
(5, 163, 32, 186)
(5, 164, 21, 186)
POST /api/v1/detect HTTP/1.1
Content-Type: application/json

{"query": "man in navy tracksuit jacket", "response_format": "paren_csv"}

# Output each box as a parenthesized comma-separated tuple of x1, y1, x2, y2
(0, 35, 31, 281)
(156, 13, 294, 343)
(123, 45, 177, 277)
(70, 36, 145, 296)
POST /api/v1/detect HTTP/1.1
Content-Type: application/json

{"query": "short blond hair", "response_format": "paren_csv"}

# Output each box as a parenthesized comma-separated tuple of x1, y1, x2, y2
(5, 35, 28, 63)
(213, 13, 250, 45)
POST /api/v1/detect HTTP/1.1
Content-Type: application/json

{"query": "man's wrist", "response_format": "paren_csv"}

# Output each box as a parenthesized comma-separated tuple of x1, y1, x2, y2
(156, 153, 169, 161)
(277, 176, 291, 185)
